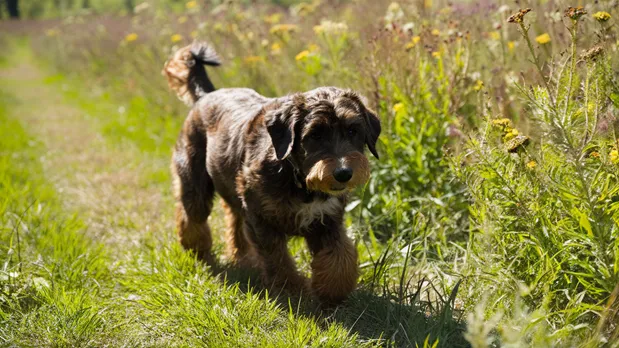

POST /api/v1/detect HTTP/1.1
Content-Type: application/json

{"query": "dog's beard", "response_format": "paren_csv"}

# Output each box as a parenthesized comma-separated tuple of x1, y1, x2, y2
(305, 152, 370, 196)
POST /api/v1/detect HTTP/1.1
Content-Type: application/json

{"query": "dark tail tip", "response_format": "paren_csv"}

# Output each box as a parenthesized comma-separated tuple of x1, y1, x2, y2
(162, 42, 221, 106)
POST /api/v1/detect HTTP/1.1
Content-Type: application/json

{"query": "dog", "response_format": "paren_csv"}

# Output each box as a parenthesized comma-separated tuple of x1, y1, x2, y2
(162, 42, 381, 303)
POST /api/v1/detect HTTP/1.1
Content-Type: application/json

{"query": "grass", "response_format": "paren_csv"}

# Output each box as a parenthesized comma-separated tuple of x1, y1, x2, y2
(1, 0, 619, 346)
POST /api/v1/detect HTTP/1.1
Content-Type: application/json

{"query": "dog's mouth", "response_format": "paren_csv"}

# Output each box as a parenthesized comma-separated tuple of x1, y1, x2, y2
(326, 185, 349, 196)
(329, 185, 347, 192)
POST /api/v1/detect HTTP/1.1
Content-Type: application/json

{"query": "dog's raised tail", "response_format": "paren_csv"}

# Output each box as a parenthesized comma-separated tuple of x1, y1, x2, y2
(162, 41, 221, 106)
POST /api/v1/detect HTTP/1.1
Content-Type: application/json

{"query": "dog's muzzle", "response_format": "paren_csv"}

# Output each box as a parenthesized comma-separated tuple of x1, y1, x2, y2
(306, 152, 370, 195)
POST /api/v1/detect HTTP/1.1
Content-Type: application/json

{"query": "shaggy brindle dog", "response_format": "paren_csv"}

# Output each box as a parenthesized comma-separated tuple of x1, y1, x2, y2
(163, 42, 381, 303)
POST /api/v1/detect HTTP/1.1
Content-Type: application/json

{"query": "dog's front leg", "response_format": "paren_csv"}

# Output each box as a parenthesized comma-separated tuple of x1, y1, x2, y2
(305, 224, 359, 304)
(243, 216, 308, 293)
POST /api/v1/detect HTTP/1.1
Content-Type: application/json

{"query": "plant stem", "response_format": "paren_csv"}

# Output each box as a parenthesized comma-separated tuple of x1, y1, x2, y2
(519, 22, 556, 108)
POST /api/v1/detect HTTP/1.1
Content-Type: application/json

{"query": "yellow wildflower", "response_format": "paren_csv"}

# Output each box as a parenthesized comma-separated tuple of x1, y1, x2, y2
(171, 34, 183, 43)
(125, 33, 138, 42)
(295, 50, 310, 61)
(593, 11, 611, 22)
(393, 102, 405, 113)
(264, 13, 282, 24)
(489, 31, 500, 40)
(492, 118, 513, 128)
(405, 36, 421, 50)
(244, 56, 264, 64)
(503, 128, 519, 142)
(507, 41, 515, 52)
(424, 0, 432, 9)
(185, 1, 197, 9)
(439, 7, 452, 15)
(473, 80, 484, 91)
(178, 16, 188, 24)
(535, 33, 551, 45)
(213, 23, 224, 33)
(432, 51, 441, 58)
(526, 160, 537, 169)
(270, 24, 298, 35)
(611, 150, 619, 164)
(270, 42, 281, 55)
(431, 29, 440, 36)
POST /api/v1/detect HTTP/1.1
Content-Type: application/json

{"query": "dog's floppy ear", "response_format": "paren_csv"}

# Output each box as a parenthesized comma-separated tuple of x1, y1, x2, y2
(364, 108, 381, 159)
(265, 94, 306, 160)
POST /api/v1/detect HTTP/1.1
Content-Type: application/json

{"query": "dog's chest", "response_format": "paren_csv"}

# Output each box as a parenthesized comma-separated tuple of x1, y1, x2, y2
(294, 197, 343, 230)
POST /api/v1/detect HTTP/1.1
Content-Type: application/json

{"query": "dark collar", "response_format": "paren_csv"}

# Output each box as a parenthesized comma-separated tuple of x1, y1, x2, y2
(286, 158, 326, 203)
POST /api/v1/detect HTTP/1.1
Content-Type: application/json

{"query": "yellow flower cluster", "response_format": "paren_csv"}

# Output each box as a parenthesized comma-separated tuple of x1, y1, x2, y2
(593, 11, 611, 22)
(263, 13, 282, 24)
(526, 160, 537, 169)
(491, 118, 529, 150)
(270, 42, 281, 55)
(473, 80, 484, 91)
(244, 56, 264, 64)
(185, 1, 197, 10)
(171, 34, 183, 43)
(405, 36, 421, 50)
(46, 29, 59, 37)
(295, 50, 310, 61)
(393, 102, 405, 113)
(611, 150, 619, 164)
(535, 33, 551, 45)
(125, 33, 138, 42)
(295, 44, 320, 62)
(270, 24, 298, 35)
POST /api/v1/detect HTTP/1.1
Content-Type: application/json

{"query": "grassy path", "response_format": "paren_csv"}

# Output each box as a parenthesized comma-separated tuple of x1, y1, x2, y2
(2, 44, 173, 259)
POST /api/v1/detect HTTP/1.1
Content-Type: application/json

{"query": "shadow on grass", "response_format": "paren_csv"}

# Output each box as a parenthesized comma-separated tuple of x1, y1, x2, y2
(212, 261, 469, 347)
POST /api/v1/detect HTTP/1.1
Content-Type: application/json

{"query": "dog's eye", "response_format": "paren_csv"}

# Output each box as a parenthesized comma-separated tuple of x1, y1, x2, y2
(310, 132, 322, 140)
(347, 128, 358, 137)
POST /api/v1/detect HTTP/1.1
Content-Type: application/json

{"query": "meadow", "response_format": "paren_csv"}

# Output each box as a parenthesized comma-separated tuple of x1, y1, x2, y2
(1, 0, 618, 346)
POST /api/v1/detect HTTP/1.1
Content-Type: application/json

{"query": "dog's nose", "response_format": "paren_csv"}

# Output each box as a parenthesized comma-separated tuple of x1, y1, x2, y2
(333, 167, 353, 183)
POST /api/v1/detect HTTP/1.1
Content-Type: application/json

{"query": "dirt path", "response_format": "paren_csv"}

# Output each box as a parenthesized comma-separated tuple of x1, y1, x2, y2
(0, 56, 174, 258)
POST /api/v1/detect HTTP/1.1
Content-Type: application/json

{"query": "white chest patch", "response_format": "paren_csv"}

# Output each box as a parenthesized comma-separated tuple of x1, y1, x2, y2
(295, 197, 342, 230)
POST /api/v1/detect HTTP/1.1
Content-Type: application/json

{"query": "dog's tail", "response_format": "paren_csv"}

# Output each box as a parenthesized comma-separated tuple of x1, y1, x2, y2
(162, 41, 221, 106)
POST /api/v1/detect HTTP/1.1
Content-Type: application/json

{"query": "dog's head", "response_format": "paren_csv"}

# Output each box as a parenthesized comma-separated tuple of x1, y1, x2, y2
(265, 88, 381, 196)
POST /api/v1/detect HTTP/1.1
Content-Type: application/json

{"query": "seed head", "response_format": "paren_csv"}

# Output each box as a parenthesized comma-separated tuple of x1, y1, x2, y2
(508, 8, 531, 24)
(505, 135, 530, 153)
(564, 6, 587, 21)
(582, 46, 605, 62)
